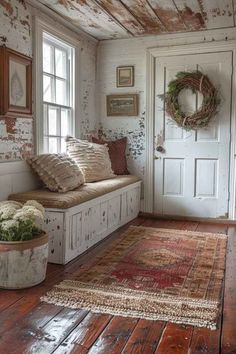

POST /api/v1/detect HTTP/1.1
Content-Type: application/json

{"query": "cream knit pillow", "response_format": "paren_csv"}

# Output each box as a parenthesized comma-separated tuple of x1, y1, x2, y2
(66, 137, 115, 182)
(27, 154, 85, 192)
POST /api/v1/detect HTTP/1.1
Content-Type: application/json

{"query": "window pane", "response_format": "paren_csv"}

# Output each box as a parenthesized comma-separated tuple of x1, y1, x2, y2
(43, 75, 53, 102)
(61, 138, 66, 153)
(61, 109, 71, 136)
(48, 107, 57, 135)
(42, 33, 74, 154)
(43, 42, 53, 74)
(56, 79, 66, 105)
(43, 104, 48, 135)
(44, 137, 49, 153)
(55, 48, 66, 78)
(49, 137, 58, 153)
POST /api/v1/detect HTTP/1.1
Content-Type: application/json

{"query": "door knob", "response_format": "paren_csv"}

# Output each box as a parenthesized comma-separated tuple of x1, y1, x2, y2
(156, 145, 165, 153)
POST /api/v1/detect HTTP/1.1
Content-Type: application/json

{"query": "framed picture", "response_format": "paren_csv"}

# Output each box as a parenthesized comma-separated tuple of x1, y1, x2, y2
(0, 47, 32, 116)
(116, 66, 134, 87)
(107, 94, 139, 116)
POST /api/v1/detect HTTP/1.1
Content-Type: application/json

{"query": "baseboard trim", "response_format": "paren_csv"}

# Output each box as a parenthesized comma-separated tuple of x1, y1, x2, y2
(139, 212, 236, 224)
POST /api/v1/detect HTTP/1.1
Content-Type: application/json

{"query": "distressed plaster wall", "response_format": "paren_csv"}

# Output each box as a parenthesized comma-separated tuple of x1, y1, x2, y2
(97, 28, 236, 184)
(0, 0, 32, 55)
(80, 40, 97, 139)
(0, 0, 33, 161)
(0, 0, 97, 198)
(0, 0, 97, 162)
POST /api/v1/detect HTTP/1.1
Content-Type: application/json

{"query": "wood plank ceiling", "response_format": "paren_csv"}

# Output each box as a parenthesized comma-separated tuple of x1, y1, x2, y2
(38, 0, 236, 40)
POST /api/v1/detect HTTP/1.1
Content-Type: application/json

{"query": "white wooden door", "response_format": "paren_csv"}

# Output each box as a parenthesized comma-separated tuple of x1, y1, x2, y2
(154, 52, 232, 218)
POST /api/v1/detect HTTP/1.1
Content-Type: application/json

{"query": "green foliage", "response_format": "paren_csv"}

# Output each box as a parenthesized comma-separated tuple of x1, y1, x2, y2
(167, 81, 179, 95)
(0, 220, 41, 242)
(175, 71, 189, 79)
(0, 200, 45, 242)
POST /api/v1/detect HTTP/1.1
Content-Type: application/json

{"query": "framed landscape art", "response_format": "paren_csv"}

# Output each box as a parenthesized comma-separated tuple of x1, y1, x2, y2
(0, 47, 32, 116)
(116, 66, 134, 87)
(107, 94, 138, 116)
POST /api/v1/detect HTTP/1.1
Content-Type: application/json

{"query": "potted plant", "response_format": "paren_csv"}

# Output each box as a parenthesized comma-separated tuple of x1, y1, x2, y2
(0, 200, 48, 289)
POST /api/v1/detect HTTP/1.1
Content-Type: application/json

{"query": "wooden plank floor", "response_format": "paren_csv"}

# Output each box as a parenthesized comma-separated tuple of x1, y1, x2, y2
(0, 217, 235, 354)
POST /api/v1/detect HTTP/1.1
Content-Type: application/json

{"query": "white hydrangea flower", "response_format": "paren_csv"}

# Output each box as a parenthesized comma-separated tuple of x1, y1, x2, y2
(14, 207, 44, 229)
(22, 206, 44, 221)
(0, 201, 45, 240)
(0, 206, 18, 221)
(0, 201, 23, 209)
(1, 219, 19, 231)
(13, 209, 34, 223)
(24, 200, 45, 216)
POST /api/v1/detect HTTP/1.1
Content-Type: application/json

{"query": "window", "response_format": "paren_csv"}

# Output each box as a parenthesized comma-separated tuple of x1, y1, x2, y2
(42, 32, 75, 153)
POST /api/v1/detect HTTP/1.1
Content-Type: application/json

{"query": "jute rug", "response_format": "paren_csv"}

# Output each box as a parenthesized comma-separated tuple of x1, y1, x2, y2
(42, 226, 227, 329)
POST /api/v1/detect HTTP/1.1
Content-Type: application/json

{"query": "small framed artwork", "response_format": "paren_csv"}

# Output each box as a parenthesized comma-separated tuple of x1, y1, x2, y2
(116, 66, 134, 87)
(107, 94, 139, 116)
(0, 47, 32, 116)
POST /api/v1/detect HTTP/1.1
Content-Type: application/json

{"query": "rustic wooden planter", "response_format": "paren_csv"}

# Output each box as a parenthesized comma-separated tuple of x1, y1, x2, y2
(0, 233, 48, 289)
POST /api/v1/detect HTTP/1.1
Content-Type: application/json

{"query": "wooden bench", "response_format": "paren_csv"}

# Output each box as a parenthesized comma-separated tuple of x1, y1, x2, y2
(9, 175, 141, 264)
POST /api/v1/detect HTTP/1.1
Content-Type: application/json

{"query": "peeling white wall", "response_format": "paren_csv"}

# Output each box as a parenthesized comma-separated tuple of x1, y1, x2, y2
(0, 0, 33, 161)
(80, 40, 97, 138)
(0, 0, 97, 162)
(0, 0, 97, 197)
(0, 0, 32, 56)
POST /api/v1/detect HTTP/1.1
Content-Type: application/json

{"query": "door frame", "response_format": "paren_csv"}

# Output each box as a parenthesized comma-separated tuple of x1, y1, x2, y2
(144, 40, 236, 219)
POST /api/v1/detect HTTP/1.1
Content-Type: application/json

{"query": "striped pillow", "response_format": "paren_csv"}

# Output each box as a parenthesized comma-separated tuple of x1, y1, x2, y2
(27, 154, 85, 192)
(66, 137, 115, 182)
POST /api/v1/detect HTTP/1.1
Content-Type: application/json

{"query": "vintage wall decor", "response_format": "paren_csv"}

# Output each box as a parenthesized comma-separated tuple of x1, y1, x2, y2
(116, 66, 134, 87)
(107, 94, 138, 116)
(165, 71, 220, 130)
(0, 47, 32, 116)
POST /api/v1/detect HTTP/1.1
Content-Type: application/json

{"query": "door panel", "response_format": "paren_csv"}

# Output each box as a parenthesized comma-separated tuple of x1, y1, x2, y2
(163, 158, 184, 196)
(194, 159, 218, 198)
(154, 52, 232, 218)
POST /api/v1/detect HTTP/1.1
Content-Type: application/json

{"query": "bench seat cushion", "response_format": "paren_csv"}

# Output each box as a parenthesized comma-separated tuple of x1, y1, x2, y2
(9, 175, 141, 209)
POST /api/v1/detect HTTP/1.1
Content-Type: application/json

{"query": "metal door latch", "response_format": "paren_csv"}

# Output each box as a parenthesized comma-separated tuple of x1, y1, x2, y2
(156, 145, 165, 153)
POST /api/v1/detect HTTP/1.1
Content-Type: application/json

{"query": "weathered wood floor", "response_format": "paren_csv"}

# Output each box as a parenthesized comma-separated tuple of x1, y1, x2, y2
(0, 217, 235, 354)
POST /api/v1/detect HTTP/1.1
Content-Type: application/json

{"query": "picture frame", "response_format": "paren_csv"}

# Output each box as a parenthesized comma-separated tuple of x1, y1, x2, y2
(107, 94, 139, 116)
(0, 47, 32, 117)
(116, 66, 134, 87)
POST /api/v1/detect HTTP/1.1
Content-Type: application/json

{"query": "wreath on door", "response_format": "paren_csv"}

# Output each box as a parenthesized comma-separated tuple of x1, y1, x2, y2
(165, 71, 220, 131)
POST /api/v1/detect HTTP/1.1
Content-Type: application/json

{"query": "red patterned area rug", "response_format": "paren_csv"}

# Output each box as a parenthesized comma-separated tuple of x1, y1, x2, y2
(42, 226, 227, 329)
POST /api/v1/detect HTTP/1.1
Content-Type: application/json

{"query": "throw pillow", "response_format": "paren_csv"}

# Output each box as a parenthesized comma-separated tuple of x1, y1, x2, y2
(92, 137, 129, 175)
(66, 137, 115, 182)
(27, 154, 85, 192)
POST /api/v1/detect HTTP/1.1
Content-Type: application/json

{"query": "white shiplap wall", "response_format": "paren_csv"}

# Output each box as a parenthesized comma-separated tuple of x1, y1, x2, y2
(0, 161, 41, 201)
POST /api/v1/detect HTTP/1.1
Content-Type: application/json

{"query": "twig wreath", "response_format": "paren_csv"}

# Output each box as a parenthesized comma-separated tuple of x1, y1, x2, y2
(165, 71, 220, 130)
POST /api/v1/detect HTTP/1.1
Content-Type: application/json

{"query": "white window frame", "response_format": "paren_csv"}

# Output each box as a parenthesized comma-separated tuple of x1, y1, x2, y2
(34, 17, 80, 154)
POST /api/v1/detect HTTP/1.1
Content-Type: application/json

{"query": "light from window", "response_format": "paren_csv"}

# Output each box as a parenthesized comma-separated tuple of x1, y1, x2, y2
(42, 32, 74, 153)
